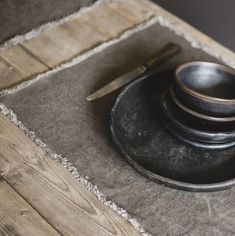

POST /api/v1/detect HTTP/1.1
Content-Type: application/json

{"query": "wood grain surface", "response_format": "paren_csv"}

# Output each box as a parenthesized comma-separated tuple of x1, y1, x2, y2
(0, 114, 140, 236)
(0, 45, 48, 77)
(1, 0, 233, 91)
(80, 4, 134, 38)
(0, 60, 23, 90)
(0, 0, 235, 235)
(62, 20, 108, 46)
(0, 0, 154, 90)
(0, 177, 59, 236)
(21, 25, 91, 68)
(108, 0, 154, 24)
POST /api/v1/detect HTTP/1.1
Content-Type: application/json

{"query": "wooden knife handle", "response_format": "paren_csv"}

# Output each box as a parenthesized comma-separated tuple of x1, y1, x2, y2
(146, 43, 181, 69)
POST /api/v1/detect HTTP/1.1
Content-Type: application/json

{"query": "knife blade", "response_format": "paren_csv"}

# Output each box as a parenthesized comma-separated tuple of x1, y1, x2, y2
(86, 43, 181, 101)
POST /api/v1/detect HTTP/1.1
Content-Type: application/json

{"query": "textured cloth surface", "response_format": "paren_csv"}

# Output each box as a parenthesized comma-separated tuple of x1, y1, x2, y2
(0, 0, 96, 43)
(1, 22, 235, 235)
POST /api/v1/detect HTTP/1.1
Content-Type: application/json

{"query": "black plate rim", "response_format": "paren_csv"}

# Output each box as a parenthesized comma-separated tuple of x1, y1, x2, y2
(110, 74, 235, 192)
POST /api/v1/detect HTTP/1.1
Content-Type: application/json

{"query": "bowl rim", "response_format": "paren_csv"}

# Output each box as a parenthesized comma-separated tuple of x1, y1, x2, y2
(170, 87, 235, 122)
(175, 61, 235, 104)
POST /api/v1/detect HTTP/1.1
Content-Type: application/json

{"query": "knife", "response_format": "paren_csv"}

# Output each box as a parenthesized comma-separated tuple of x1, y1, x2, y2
(86, 43, 181, 101)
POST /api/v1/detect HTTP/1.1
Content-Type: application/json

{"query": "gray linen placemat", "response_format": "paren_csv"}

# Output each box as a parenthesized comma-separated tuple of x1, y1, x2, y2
(1, 22, 235, 235)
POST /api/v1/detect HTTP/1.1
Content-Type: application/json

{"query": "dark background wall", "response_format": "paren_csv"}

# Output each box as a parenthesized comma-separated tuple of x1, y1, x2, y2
(0, 0, 96, 44)
(153, 0, 235, 52)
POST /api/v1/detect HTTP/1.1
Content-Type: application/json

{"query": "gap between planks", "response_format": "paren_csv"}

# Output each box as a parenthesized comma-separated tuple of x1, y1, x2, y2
(0, 0, 154, 91)
(0, 114, 141, 236)
(0, 176, 60, 236)
(0, 0, 235, 93)
(0, 0, 235, 234)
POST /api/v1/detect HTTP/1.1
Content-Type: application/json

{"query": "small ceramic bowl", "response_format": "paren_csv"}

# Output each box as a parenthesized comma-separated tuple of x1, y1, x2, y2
(160, 90, 235, 148)
(170, 87, 235, 122)
(174, 61, 235, 117)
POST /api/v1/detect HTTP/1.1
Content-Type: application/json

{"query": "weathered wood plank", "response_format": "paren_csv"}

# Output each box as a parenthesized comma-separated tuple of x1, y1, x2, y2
(21, 25, 92, 68)
(80, 4, 134, 38)
(0, 177, 59, 236)
(19, 2, 137, 68)
(0, 45, 49, 77)
(140, 0, 235, 67)
(1, 0, 234, 94)
(0, 0, 154, 90)
(0, 114, 140, 236)
(108, 0, 154, 24)
(62, 19, 109, 46)
(0, 60, 23, 90)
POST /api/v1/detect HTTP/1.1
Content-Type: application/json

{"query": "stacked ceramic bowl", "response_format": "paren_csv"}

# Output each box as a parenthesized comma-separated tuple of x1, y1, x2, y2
(161, 61, 235, 149)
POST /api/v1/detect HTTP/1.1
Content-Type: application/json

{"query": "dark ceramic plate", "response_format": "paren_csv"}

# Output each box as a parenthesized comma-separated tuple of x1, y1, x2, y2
(110, 70, 235, 192)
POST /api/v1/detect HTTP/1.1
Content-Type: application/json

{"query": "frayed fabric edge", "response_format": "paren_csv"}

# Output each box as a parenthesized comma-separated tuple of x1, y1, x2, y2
(0, 16, 157, 96)
(0, 5, 234, 235)
(156, 16, 235, 68)
(0, 0, 108, 53)
(1, 13, 235, 96)
(0, 103, 152, 236)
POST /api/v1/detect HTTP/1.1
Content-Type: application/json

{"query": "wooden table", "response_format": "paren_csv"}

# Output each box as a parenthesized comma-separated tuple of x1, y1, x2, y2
(0, 0, 234, 235)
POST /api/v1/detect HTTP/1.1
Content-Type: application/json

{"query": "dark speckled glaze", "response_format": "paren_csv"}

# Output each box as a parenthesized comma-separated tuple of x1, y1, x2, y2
(161, 90, 235, 148)
(110, 70, 235, 192)
(175, 62, 235, 117)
